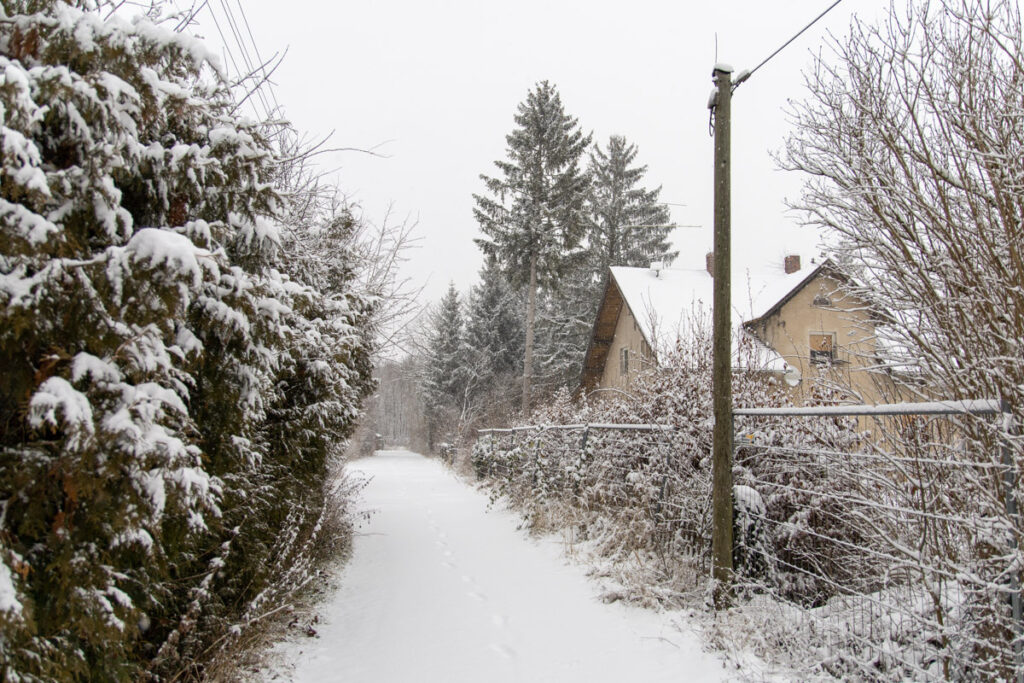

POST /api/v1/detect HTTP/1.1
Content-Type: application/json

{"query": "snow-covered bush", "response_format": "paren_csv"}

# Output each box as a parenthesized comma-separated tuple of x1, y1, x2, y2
(470, 311, 884, 611)
(731, 484, 772, 587)
(473, 323, 1023, 677)
(780, 2, 1024, 675)
(0, 3, 373, 679)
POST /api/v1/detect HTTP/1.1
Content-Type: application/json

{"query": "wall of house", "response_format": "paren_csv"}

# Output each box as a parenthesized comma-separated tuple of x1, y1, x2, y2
(749, 272, 898, 405)
(597, 304, 654, 391)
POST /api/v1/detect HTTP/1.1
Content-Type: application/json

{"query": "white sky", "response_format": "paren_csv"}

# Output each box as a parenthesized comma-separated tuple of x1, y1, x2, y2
(190, 0, 888, 306)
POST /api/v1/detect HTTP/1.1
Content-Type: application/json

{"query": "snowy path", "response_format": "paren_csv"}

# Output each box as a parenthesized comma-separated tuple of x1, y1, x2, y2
(267, 450, 725, 682)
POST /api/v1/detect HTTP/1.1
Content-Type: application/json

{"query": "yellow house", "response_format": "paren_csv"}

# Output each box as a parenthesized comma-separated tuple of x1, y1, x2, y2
(580, 254, 893, 405)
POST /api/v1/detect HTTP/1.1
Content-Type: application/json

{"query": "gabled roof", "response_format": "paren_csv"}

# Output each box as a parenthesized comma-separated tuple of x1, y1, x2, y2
(580, 254, 825, 390)
(580, 275, 625, 390)
(743, 259, 845, 328)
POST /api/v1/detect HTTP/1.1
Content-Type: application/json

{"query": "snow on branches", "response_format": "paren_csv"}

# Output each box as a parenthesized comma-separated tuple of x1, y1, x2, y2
(0, 2, 375, 679)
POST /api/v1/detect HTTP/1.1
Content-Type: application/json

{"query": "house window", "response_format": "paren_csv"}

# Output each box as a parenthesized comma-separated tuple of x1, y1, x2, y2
(620, 347, 629, 376)
(809, 333, 835, 364)
(812, 293, 832, 307)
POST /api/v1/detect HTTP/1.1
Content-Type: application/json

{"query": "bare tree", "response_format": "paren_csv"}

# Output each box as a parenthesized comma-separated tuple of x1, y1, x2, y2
(784, 0, 1024, 410)
(785, 5, 1024, 675)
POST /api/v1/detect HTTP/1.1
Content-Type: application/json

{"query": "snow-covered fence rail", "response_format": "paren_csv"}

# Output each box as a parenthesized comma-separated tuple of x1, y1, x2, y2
(473, 423, 712, 568)
(731, 399, 1020, 681)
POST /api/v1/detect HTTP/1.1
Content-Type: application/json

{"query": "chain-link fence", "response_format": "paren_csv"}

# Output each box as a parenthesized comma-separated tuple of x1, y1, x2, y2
(474, 400, 1021, 680)
(732, 400, 1019, 681)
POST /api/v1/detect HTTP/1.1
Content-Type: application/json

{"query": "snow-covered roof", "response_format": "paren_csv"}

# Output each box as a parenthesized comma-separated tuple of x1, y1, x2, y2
(609, 259, 813, 350)
(583, 253, 824, 385)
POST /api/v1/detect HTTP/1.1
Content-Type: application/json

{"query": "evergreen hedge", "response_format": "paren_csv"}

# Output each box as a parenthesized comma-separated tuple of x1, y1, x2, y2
(0, 2, 374, 679)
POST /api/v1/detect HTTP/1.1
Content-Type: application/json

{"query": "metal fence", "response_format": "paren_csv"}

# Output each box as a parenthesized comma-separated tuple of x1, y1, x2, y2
(473, 400, 1020, 680)
(731, 400, 1019, 681)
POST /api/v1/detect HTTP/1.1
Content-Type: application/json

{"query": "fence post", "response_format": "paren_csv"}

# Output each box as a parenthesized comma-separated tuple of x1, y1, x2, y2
(491, 433, 499, 479)
(533, 428, 541, 487)
(1003, 406, 1023, 682)
(656, 431, 669, 517)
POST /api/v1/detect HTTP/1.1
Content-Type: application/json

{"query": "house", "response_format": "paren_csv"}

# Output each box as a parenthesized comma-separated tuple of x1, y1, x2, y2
(580, 253, 892, 404)
(741, 259, 895, 404)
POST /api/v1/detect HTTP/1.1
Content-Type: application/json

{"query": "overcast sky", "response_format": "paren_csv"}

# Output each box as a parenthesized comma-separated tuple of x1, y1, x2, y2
(190, 0, 889, 306)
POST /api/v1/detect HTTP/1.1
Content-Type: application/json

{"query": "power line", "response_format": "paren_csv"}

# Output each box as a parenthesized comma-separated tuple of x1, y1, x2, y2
(234, 0, 282, 119)
(734, 0, 845, 88)
(204, 4, 259, 119)
(217, 0, 274, 121)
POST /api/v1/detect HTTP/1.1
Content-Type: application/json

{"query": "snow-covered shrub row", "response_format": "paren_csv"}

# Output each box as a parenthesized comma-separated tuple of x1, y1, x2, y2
(0, 3, 373, 679)
(474, 326, 1015, 678)
(476, 364, 1022, 678)
(472, 328, 856, 594)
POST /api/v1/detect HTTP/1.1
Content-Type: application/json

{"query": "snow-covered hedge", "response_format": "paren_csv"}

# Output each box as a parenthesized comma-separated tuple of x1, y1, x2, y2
(475, 335, 1023, 678)
(0, 3, 373, 679)
(472, 334, 851, 585)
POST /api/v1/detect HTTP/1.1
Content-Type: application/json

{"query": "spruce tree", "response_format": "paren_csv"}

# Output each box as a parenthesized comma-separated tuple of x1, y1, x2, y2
(463, 258, 524, 425)
(587, 135, 677, 272)
(523, 135, 679, 391)
(533, 263, 600, 393)
(464, 257, 523, 381)
(422, 283, 466, 447)
(473, 81, 591, 413)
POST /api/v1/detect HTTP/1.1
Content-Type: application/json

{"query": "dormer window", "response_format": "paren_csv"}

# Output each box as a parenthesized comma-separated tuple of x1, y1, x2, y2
(809, 333, 836, 364)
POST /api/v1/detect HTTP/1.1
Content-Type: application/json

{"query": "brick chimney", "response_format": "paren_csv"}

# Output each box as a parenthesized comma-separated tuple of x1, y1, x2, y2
(784, 254, 801, 274)
(706, 252, 714, 277)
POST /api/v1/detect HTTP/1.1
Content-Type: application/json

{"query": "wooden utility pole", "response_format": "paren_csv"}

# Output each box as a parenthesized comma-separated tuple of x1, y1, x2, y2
(710, 64, 734, 608)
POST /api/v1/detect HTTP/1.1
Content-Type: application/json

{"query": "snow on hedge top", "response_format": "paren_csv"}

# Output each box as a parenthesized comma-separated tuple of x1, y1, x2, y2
(126, 228, 211, 288)
(48, 3, 224, 77)
(609, 253, 815, 370)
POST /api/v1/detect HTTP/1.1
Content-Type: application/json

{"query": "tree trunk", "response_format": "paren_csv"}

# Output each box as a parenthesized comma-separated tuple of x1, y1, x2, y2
(522, 252, 538, 415)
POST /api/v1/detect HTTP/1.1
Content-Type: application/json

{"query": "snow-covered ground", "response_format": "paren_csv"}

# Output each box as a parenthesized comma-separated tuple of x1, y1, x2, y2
(264, 450, 726, 682)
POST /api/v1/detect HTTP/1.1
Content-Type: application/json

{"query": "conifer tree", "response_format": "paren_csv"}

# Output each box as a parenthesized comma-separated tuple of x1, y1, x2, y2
(0, 3, 374, 678)
(473, 81, 591, 413)
(464, 258, 523, 381)
(522, 135, 679, 391)
(463, 258, 524, 425)
(422, 283, 466, 447)
(587, 135, 677, 272)
(533, 266, 600, 393)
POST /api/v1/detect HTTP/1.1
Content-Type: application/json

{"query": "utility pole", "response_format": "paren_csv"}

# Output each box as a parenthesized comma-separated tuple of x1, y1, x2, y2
(710, 64, 734, 608)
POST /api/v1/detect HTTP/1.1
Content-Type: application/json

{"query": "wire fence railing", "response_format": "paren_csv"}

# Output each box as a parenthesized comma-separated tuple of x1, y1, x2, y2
(473, 399, 1022, 681)
(732, 400, 1019, 681)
